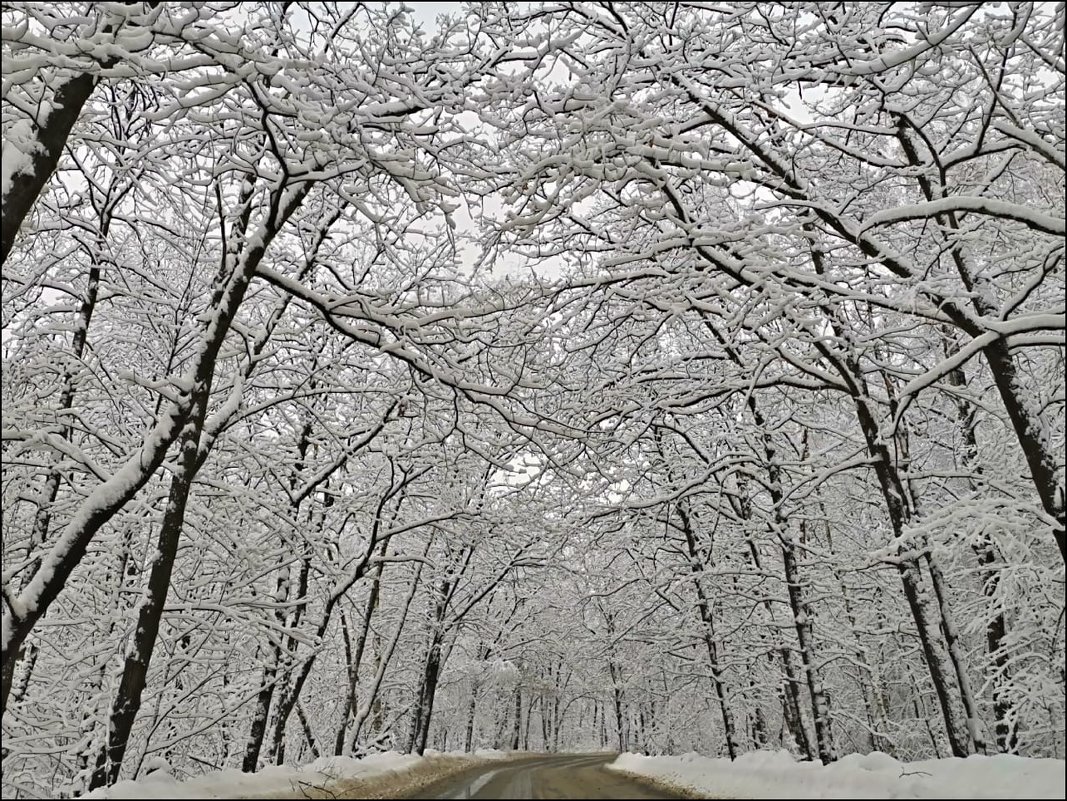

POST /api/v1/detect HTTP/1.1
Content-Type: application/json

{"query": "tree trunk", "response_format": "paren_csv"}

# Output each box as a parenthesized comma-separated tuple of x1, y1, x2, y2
(750, 691, 768, 749)
(925, 550, 986, 753)
(409, 541, 476, 757)
(977, 544, 1018, 752)
(781, 538, 834, 764)
(349, 549, 428, 752)
(761, 422, 835, 765)
(822, 517, 893, 755)
(675, 502, 740, 760)
(6, 259, 103, 716)
(296, 702, 320, 760)
(895, 124, 1065, 562)
(741, 530, 813, 760)
(1, 179, 310, 719)
(242, 578, 287, 773)
(510, 686, 522, 751)
(334, 541, 388, 756)
(598, 700, 608, 748)
(89, 385, 211, 789)
(243, 671, 274, 771)
(551, 668, 563, 752)
(410, 632, 445, 755)
(539, 692, 549, 751)
(270, 552, 313, 768)
(465, 691, 478, 753)
(3, 71, 98, 263)
(268, 513, 386, 766)
(829, 348, 972, 758)
(943, 345, 1017, 751)
(884, 361, 985, 756)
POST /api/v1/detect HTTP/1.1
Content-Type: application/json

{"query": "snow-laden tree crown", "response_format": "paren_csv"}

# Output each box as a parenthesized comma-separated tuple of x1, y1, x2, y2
(2, 2, 1063, 796)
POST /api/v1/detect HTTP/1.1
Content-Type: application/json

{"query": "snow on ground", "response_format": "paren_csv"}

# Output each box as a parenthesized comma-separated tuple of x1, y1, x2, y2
(610, 750, 1065, 799)
(84, 749, 512, 799)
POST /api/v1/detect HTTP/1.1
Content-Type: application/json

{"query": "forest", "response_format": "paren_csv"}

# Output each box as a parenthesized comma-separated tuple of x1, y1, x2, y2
(1, 2, 1064, 798)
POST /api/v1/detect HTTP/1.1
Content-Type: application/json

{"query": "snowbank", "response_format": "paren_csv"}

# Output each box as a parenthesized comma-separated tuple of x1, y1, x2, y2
(85, 750, 511, 799)
(609, 750, 1065, 799)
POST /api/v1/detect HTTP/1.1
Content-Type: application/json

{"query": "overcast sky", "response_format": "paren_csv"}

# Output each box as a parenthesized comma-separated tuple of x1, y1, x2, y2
(405, 1, 466, 32)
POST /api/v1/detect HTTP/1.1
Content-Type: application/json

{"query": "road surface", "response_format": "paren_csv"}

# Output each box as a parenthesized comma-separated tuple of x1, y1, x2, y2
(408, 752, 684, 799)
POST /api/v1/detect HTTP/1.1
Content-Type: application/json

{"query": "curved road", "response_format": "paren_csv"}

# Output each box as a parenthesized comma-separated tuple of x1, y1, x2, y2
(409, 753, 683, 800)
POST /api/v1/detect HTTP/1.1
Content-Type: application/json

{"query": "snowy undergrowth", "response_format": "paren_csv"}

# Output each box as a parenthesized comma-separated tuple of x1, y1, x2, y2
(609, 750, 1066, 799)
(84, 750, 511, 799)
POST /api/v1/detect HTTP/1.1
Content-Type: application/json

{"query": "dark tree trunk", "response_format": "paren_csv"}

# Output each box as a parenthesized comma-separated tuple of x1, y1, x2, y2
(86, 178, 312, 787)
(465, 692, 478, 753)
(782, 251, 973, 761)
(894, 124, 1065, 562)
(410, 632, 445, 755)
(691, 321, 829, 762)
(89, 387, 211, 790)
(410, 571, 453, 756)
(334, 541, 387, 756)
(743, 513, 813, 760)
(510, 686, 522, 751)
(851, 384, 972, 758)
(350, 546, 429, 751)
(243, 631, 283, 773)
(296, 702, 320, 760)
(757, 417, 835, 765)
(676, 502, 739, 760)
(269, 545, 313, 767)
(943, 346, 1018, 752)
(5, 261, 101, 717)
(1, 180, 310, 720)
(611, 670, 626, 753)
(781, 538, 834, 764)
(750, 689, 768, 749)
(2, 72, 98, 264)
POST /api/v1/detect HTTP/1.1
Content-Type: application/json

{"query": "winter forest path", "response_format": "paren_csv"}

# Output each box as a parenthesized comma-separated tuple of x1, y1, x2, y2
(406, 753, 686, 799)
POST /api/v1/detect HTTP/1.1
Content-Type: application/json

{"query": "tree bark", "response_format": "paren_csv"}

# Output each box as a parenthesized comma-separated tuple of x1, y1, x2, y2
(3, 74, 97, 263)
(510, 685, 522, 751)
(465, 692, 478, 753)
(895, 122, 1065, 562)
(943, 344, 1018, 752)
(674, 503, 739, 760)
(334, 540, 388, 756)
(243, 625, 283, 773)
(821, 516, 894, 755)
(296, 701, 320, 760)
(410, 629, 445, 755)
(781, 537, 835, 764)
(349, 546, 429, 752)
(89, 385, 212, 789)
(693, 320, 828, 762)
(757, 415, 835, 765)
(851, 381, 972, 757)
(2, 178, 310, 718)
(4, 261, 102, 716)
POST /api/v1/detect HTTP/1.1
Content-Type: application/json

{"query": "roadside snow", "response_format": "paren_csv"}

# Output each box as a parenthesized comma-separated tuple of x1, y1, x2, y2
(609, 750, 1065, 799)
(84, 750, 511, 800)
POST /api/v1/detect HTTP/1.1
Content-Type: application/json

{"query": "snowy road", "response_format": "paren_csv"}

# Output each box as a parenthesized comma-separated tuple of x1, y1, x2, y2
(408, 753, 681, 799)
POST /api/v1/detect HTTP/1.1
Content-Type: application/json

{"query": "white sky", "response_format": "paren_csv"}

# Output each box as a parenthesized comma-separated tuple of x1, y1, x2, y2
(405, 1, 466, 31)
